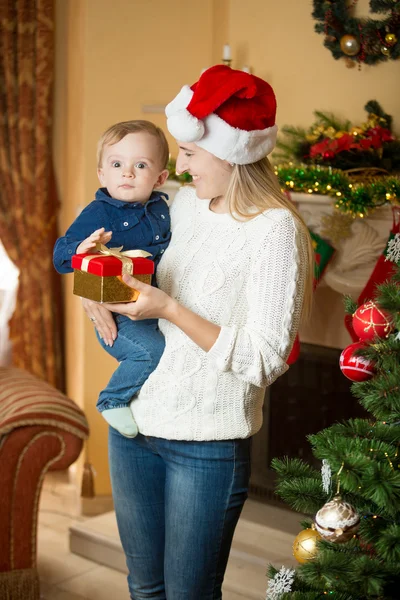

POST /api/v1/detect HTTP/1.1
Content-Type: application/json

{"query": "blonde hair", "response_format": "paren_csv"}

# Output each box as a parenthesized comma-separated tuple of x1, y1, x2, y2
(225, 157, 314, 322)
(97, 120, 169, 169)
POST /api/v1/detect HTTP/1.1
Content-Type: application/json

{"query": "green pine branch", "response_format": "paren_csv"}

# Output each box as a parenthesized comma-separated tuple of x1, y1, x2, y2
(271, 457, 320, 479)
(313, 110, 351, 133)
(344, 295, 358, 316)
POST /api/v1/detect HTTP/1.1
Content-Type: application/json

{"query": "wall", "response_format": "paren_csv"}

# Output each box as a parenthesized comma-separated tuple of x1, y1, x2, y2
(53, 0, 400, 498)
(230, 0, 400, 132)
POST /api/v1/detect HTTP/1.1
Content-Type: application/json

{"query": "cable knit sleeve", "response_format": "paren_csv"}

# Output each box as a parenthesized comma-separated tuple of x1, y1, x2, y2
(207, 210, 308, 388)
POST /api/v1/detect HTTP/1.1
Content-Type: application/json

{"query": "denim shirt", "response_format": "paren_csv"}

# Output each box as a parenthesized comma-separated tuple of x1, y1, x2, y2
(53, 188, 171, 274)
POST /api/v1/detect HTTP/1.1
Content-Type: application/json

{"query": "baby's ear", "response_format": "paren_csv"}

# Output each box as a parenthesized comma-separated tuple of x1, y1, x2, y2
(97, 168, 105, 186)
(154, 169, 169, 188)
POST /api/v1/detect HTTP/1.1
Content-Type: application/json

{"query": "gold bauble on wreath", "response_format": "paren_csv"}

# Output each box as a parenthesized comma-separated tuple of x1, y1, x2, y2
(381, 46, 391, 57)
(293, 528, 321, 563)
(340, 34, 361, 56)
(385, 33, 397, 47)
(315, 496, 360, 544)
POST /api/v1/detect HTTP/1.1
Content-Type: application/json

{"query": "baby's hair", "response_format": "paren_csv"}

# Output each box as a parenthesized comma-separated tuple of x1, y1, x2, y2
(97, 120, 169, 169)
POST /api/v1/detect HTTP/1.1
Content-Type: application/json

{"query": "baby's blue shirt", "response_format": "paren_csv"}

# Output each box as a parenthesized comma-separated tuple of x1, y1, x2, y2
(53, 188, 171, 274)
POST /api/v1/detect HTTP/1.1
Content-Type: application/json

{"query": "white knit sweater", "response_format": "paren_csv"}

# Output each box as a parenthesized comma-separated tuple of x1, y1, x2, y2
(131, 186, 308, 441)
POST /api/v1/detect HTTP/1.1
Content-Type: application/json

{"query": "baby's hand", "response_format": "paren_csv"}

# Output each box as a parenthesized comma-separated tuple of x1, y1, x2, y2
(76, 228, 112, 254)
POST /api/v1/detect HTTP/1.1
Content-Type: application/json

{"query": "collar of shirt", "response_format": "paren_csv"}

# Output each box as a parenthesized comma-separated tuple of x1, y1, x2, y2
(95, 187, 168, 209)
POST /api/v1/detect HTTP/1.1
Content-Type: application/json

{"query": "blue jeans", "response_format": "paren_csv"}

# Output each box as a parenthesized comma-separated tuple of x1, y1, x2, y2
(108, 428, 252, 600)
(96, 316, 165, 412)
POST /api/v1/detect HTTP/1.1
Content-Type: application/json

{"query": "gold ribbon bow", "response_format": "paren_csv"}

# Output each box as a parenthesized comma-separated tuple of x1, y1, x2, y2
(81, 243, 152, 276)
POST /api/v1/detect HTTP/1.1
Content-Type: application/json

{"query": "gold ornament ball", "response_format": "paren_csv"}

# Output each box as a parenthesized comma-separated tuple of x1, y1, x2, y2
(340, 34, 361, 56)
(381, 46, 391, 57)
(315, 496, 360, 544)
(385, 33, 397, 47)
(293, 528, 321, 564)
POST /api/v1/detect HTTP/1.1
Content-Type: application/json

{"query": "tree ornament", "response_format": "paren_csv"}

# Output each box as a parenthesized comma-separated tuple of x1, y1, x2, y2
(340, 341, 375, 382)
(381, 46, 391, 56)
(293, 528, 321, 563)
(315, 496, 360, 543)
(352, 301, 393, 341)
(266, 567, 295, 600)
(386, 232, 400, 264)
(385, 33, 397, 46)
(340, 34, 361, 56)
(321, 459, 332, 494)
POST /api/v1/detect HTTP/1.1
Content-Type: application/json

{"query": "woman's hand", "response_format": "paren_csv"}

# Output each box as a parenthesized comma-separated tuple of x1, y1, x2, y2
(81, 298, 117, 346)
(102, 274, 174, 321)
(105, 274, 221, 352)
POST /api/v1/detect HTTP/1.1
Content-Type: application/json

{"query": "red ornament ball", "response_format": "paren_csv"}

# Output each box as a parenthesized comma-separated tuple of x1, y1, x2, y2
(340, 341, 375, 382)
(352, 301, 393, 342)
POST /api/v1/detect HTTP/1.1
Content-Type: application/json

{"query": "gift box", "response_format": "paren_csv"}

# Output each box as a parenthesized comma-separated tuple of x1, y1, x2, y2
(72, 244, 154, 303)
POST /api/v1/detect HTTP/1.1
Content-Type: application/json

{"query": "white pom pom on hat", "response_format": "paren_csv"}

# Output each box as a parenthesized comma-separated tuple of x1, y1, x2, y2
(165, 65, 278, 165)
(167, 109, 205, 143)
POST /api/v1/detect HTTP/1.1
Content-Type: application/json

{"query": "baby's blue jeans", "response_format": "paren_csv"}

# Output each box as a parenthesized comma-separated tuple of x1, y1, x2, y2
(96, 315, 165, 412)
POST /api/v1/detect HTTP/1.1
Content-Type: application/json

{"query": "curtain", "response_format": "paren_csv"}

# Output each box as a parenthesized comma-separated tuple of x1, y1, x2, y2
(0, 0, 64, 389)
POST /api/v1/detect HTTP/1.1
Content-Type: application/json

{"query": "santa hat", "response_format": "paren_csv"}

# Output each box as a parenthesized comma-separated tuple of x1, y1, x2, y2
(165, 65, 278, 165)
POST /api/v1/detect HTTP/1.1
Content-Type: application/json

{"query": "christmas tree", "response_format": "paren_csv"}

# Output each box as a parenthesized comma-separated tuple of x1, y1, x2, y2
(266, 234, 400, 600)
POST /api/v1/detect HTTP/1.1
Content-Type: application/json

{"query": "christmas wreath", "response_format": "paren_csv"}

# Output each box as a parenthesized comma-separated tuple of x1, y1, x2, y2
(313, 0, 400, 66)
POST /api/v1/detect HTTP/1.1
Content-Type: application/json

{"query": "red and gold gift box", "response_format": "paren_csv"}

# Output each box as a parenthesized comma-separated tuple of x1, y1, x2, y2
(72, 244, 154, 303)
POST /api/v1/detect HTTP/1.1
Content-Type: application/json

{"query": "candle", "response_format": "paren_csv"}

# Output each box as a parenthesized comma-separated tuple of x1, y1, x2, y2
(223, 44, 231, 61)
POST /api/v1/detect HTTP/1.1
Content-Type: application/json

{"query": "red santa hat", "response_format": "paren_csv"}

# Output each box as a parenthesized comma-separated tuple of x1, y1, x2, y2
(165, 65, 278, 165)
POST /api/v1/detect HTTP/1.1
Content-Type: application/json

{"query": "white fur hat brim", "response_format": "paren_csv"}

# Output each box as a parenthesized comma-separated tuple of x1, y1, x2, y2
(165, 85, 278, 165)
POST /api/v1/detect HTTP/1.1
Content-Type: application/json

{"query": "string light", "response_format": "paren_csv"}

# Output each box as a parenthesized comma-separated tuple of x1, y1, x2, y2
(384, 452, 394, 469)
(275, 164, 400, 218)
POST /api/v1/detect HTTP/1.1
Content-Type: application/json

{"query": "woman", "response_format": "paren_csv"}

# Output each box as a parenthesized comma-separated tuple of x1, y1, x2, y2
(83, 65, 314, 600)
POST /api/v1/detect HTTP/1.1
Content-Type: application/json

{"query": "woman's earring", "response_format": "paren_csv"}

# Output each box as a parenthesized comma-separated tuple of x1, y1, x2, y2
(229, 162, 235, 167)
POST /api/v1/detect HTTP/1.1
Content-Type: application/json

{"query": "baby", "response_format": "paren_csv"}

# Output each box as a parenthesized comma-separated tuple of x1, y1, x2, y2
(53, 120, 171, 437)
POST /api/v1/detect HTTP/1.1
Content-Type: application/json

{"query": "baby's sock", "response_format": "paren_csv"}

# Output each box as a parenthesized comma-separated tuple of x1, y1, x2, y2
(102, 407, 138, 438)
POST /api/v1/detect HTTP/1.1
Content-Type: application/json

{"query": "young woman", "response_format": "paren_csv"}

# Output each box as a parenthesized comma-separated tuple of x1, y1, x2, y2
(82, 65, 314, 600)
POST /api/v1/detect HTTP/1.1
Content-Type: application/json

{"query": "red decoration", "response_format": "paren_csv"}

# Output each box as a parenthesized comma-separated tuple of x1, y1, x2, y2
(287, 335, 300, 365)
(309, 126, 394, 161)
(345, 207, 400, 341)
(352, 301, 393, 342)
(72, 253, 154, 277)
(323, 150, 335, 160)
(340, 341, 375, 382)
